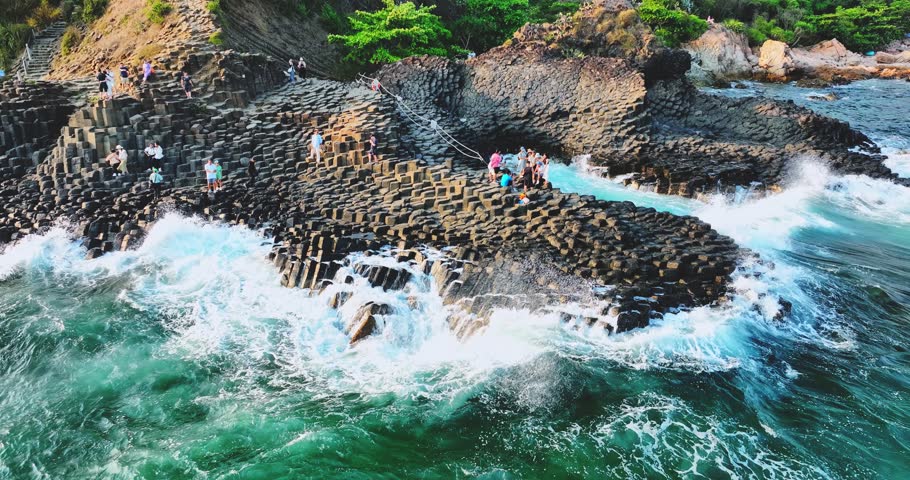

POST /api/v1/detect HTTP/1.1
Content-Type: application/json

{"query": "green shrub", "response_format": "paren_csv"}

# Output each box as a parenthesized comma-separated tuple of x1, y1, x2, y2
(81, 0, 107, 23)
(319, 3, 347, 34)
(60, 25, 82, 56)
(722, 18, 745, 34)
(205, 0, 221, 13)
(638, 0, 708, 46)
(208, 30, 223, 45)
(453, 0, 530, 52)
(803, 0, 910, 52)
(146, 0, 172, 24)
(328, 0, 454, 65)
(0, 22, 31, 70)
(26, 0, 62, 29)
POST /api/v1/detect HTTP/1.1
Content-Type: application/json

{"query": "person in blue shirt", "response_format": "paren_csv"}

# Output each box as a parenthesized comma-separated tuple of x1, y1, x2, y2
(500, 168, 513, 188)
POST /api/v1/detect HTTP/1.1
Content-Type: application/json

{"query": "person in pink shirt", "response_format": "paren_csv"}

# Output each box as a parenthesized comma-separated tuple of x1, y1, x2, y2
(487, 150, 503, 182)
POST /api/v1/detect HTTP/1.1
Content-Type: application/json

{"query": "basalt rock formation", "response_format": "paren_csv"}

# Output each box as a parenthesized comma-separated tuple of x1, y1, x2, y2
(376, 0, 907, 196)
(0, 53, 743, 342)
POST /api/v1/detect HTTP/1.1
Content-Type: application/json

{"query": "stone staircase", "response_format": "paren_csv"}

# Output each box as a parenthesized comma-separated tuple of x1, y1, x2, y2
(13, 21, 67, 81)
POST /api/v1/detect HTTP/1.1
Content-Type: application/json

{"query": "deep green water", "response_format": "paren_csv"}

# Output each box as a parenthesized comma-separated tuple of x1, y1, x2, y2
(1, 80, 909, 479)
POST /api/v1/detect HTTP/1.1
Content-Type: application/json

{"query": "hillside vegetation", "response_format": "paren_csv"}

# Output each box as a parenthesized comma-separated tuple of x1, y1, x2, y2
(635, 0, 910, 51)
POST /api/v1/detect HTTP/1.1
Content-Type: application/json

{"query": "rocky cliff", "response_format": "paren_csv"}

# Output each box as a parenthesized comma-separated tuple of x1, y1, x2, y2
(377, 0, 907, 196)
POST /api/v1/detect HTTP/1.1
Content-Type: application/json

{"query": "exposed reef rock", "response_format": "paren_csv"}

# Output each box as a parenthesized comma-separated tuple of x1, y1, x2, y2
(0, 61, 741, 340)
(377, 0, 907, 195)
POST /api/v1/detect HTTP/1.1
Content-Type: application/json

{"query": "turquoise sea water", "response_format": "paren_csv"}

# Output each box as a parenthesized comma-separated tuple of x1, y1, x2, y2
(1, 80, 909, 479)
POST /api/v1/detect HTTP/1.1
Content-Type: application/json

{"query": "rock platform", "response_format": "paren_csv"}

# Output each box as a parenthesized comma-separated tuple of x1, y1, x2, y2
(0, 49, 743, 340)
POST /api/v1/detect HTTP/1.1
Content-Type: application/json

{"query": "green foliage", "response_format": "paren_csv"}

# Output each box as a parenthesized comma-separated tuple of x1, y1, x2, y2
(206, 0, 221, 14)
(81, 0, 108, 23)
(60, 25, 82, 56)
(320, 3, 347, 34)
(687, 0, 910, 50)
(529, 0, 580, 23)
(328, 0, 455, 65)
(722, 18, 746, 33)
(805, 0, 910, 51)
(208, 30, 223, 46)
(453, 0, 530, 51)
(146, 0, 173, 24)
(26, 0, 62, 29)
(638, 0, 709, 46)
(0, 22, 31, 70)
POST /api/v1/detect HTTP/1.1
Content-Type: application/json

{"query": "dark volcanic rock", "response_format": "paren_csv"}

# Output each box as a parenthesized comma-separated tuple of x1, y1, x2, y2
(375, 0, 906, 195)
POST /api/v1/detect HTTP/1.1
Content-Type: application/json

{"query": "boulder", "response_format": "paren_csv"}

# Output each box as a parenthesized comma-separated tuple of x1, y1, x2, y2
(347, 302, 392, 344)
(758, 40, 799, 79)
(683, 25, 756, 84)
(875, 51, 910, 64)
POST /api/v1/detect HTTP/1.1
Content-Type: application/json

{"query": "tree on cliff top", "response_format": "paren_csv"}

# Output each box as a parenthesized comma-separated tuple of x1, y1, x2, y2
(453, 0, 530, 52)
(328, 0, 456, 65)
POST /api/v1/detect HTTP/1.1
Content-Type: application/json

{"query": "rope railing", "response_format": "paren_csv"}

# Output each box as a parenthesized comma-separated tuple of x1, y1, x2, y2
(356, 72, 486, 165)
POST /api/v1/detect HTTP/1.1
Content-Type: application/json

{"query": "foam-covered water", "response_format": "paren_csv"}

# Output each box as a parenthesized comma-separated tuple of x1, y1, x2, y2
(1, 80, 909, 478)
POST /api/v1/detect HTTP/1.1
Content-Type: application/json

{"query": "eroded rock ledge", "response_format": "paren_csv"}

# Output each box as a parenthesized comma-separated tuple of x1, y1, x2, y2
(376, 0, 907, 196)
(0, 62, 742, 339)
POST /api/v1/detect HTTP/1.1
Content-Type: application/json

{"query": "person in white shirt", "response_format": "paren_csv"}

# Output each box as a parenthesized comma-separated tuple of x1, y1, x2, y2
(310, 129, 324, 165)
(116, 146, 129, 176)
(152, 143, 164, 170)
(144, 143, 156, 170)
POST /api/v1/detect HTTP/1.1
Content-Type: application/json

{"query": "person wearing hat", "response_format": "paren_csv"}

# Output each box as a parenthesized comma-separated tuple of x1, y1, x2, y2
(116, 145, 129, 176)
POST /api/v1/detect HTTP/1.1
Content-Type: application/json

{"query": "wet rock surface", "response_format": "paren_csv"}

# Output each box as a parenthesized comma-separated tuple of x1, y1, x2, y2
(376, 2, 907, 196)
(0, 66, 742, 336)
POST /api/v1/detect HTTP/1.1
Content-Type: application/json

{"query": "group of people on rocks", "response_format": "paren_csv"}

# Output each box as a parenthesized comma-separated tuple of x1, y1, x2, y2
(96, 60, 193, 100)
(96, 60, 154, 101)
(488, 146, 550, 200)
(288, 57, 308, 83)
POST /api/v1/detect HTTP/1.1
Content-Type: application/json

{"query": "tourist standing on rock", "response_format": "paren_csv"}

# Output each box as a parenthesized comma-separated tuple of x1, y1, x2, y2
(488, 150, 503, 182)
(142, 60, 152, 83)
(149, 168, 163, 199)
(297, 57, 307, 79)
(247, 158, 257, 186)
(97, 70, 110, 101)
(540, 155, 550, 183)
(144, 142, 156, 170)
(368, 133, 378, 163)
(105, 148, 120, 175)
(105, 69, 115, 98)
(215, 160, 223, 191)
(182, 72, 193, 99)
(288, 60, 296, 83)
(153, 142, 164, 170)
(118, 64, 129, 93)
(117, 145, 129, 176)
(520, 161, 535, 192)
(310, 129, 324, 165)
(517, 146, 528, 173)
(204, 159, 217, 192)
